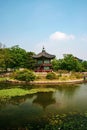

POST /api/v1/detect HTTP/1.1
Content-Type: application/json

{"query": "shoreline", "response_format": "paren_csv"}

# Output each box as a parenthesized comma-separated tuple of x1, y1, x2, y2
(2, 78, 86, 85)
(31, 79, 84, 84)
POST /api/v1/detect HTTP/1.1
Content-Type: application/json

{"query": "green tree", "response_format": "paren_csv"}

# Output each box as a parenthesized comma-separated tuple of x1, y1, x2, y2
(0, 48, 12, 71)
(0, 45, 36, 71)
(9, 45, 27, 69)
(0, 49, 4, 70)
(14, 69, 36, 82)
(82, 61, 87, 71)
(52, 58, 62, 71)
(25, 52, 36, 70)
(61, 54, 80, 71)
(52, 54, 83, 72)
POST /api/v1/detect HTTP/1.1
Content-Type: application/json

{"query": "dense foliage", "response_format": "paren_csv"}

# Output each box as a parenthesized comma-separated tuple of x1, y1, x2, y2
(0, 44, 87, 72)
(52, 54, 87, 72)
(25, 52, 36, 69)
(0, 48, 12, 71)
(46, 72, 56, 79)
(11, 113, 87, 130)
(0, 45, 36, 71)
(13, 69, 36, 82)
(9, 45, 27, 69)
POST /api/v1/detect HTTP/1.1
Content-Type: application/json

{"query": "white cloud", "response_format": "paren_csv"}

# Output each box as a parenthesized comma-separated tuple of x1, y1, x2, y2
(49, 32, 75, 40)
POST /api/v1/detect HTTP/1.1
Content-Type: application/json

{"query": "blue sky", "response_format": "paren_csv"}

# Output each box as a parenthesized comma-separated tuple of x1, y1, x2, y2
(0, 0, 87, 60)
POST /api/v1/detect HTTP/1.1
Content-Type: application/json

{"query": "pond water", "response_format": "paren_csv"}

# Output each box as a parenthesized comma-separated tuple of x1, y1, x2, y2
(0, 83, 87, 129)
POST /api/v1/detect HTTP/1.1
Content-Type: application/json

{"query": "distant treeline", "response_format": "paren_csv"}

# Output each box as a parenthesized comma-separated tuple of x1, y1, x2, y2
(0, 45, 87, 72)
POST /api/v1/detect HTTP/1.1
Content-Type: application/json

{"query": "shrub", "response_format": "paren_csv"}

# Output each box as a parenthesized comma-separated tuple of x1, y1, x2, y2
(46, 72, 56, 80)
(70, 72, 83, 79)
(13, 69, 36, 82)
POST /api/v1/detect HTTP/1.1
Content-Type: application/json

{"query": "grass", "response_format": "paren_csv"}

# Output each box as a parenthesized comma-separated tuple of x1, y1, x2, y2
(36, 72, 83, 81)
(0, 77, 7, 81)
(0, 71, 84, 84)
(0, 87, 56, 99)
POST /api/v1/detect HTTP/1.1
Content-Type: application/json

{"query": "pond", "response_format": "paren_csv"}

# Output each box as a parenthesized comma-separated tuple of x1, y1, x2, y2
(0, 83, 87, 129)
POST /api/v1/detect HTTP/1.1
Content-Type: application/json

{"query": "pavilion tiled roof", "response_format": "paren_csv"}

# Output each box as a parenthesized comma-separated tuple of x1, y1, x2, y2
(33, 47, 55, 59)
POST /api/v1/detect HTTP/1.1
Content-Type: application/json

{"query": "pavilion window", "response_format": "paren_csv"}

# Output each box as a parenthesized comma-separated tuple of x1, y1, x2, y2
(44, 66, 50, 70)
(44, 60, 50, 64)
(38, 60, 43, 64)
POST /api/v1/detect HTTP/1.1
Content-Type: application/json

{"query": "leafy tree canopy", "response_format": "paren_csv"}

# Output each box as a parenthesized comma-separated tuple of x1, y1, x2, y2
(52, 54, 85, 72)
(24, 52, 36, 70)
(0, 44, 87, 72)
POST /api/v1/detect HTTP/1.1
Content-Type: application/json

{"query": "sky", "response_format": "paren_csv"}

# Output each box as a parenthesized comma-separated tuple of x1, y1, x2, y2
(0, 0, 87, 60)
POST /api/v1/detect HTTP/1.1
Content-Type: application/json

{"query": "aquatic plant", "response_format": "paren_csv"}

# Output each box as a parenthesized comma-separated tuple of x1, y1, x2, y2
(0, 87, 55, 99)
(24, 112, 87, 130)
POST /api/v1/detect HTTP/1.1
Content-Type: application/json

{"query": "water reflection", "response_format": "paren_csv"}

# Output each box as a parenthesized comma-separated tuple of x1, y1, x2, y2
(33, 92, 55, 109)
(0, 83, 87, 128)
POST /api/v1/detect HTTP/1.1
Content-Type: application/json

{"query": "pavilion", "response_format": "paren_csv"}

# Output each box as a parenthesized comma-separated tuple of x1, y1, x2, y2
(33, 47, 55, 72)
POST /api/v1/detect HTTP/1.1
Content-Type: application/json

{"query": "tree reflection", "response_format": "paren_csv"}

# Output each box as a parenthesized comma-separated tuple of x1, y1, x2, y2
(11, 94, 35, 105)
(33, 92, 56, 109)
(56, 84, 80, 98)
(0, 94, 36, 109)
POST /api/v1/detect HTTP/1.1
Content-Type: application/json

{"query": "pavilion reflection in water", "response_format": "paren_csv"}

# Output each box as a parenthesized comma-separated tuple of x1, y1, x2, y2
(33, 92, 56, 109)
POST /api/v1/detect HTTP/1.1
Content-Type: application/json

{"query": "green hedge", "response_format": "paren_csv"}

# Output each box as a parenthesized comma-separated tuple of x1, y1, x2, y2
(46, 72, 56, 80)
(13, 69, 36, 82)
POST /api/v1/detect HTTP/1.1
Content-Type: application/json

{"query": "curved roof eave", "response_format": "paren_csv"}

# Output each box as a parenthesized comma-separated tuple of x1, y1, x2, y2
(33, 53, 55, 59)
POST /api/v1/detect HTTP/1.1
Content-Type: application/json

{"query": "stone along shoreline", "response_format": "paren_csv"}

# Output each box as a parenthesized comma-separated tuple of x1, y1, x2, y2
(5, 78, 85, 85)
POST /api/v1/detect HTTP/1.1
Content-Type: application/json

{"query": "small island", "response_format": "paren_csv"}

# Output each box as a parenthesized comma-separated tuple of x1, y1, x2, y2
(0, 45, 87, 84)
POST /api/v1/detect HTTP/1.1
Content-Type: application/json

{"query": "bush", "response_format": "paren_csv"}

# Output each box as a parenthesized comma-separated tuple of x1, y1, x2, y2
(59, 75, 69, 81)
(46, 72, 56, 80)
(70, 72, 83, 79)
(13, 69, 36, 82)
